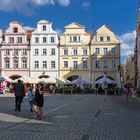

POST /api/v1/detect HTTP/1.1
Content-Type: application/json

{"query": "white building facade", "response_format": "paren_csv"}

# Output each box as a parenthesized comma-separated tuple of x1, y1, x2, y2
(0, 30, 2, 44)
(30, 20, 59, 78)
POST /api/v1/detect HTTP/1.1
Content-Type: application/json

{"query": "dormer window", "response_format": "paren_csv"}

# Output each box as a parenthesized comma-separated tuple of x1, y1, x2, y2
(107, 36, 110, 42)
(100, 36, 104, 42)
(70, 36, 80, 42)
(13, 27, 18, 33)
(43, 25, 46, 31)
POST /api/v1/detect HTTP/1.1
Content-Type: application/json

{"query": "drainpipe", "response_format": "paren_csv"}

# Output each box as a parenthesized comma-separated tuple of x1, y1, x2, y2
(28, 38, 31, 77)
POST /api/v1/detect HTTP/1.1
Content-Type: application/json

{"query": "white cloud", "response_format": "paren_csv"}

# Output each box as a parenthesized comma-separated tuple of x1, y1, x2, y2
(24, 26, 35, 30)
(32, 0, 70, 6)
(32, 0, 54, 5)
(118, 30, 136, 59)
(56, 0, 70, 7)
(82, 1, 91, 8)
(55, 29, 63, 35)
(0, 0, 71, 15)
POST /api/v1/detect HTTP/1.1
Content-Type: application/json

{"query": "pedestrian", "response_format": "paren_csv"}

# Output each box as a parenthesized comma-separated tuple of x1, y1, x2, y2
(33, 83, 44, 120)
(131, 87, 137, 103)
(26, 87, 34, 112)
(13, 79, 25, 111)
(124, 84, 129, 102)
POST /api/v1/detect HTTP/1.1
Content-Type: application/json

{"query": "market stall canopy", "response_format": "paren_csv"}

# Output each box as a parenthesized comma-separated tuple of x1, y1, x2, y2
(38, 77, 66, 84)
(11, 77, 40, 84)
(0, 76, 6, 82)
(95, 74, 116, 85)
(65, 80, 72, 84)
(72, 78, 92, 85)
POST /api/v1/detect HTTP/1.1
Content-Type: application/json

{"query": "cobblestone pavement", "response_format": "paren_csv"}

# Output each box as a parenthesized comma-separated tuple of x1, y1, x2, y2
(0, 93, 140, 140)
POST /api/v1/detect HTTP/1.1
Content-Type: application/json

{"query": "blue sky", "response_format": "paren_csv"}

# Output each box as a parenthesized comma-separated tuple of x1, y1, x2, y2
(0, 0, 138, 63)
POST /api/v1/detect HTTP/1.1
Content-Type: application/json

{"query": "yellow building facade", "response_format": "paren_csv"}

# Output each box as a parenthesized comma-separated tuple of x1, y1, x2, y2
(124, 55, 135, 83)
(59, 22, 91, 81)
(91, 25, 121, 87)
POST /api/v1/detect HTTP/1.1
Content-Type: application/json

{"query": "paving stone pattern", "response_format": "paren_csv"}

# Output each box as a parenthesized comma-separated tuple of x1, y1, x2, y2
(0, 94, 140, 140)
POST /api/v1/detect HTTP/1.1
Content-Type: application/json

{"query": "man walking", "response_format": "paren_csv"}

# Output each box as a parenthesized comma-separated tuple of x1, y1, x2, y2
(13, 79, 25, 111)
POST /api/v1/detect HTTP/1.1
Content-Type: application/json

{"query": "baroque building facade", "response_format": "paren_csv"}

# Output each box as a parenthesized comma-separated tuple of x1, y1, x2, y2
(30, 20, 59, 78)
(0, 21, 30, 79)
(123, 55, 135, 83)
(0, 20, 121, 87)
(91, 25, 121, 87)
(59, 22, 91, 81)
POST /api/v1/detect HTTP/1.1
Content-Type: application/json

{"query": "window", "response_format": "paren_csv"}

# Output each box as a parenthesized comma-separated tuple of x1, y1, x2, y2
(104, 48, 108, 55)
(100, 36, 104, 42)
(43, 61, 47, 68)
(83, 61, 88, 68)
(13, 27, 18, 33)
(22, 60, 27, 68)
(73, 50, 78, 55)
(50, 37, 55, 43)
(43, 37, 47, 43)
(43, 25, 46, 31)
(70, 36, 80, 42)
(51, 61, 55, 68)
(5, 60, 10, 68)
(13, 59, 18, 68)
(51, 48, 55, 55)
(34, 49, 39, 55)
(42, 49, 47, 55)
(64, 49, 68, 55)
(73, 36, 77, 42)
(107, 36, 110, 42)
(103, 60, 108, 68)
(83, 49, 87, 55)
(112, 48, 116, 55)
(35, 37, 39, 43)
(17, 37, 22, 43)
(73, 61, 78, 68)
(95, 48, 100, 54)
(70, 36, 72, 42)
(95, 60, 100, 68)
(22, 49, 27, 55)
(13, 49, 18, 56)
(112, 60, 116, 68)
(64, 61, 68, 68)
(78, 36, 80, 42)
(5, 49, 10, 56)
(34, 61, 39, 68)
(9, 37, 14, 43)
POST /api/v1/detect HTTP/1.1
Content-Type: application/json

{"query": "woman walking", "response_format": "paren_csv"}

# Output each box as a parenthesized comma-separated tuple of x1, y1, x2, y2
(33, 83, 44, 120)
(124, 84, 129, 102)
(131, 87, 137, 103)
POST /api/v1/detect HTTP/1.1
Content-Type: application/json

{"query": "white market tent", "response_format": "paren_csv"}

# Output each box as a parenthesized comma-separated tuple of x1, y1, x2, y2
(11, 77, 40, 84)
(38, 77, 66, 84)
(95, 74, 116, 85)
(11, 76, 72, 85)
(72, 78, 92, 85)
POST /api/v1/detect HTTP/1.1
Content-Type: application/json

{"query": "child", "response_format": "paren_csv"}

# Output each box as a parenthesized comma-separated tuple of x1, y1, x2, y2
(26, 88, 34, 112)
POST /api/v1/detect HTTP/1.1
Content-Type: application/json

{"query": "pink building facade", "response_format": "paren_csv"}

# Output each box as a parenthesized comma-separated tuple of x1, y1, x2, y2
(0, 21, 30, 79)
